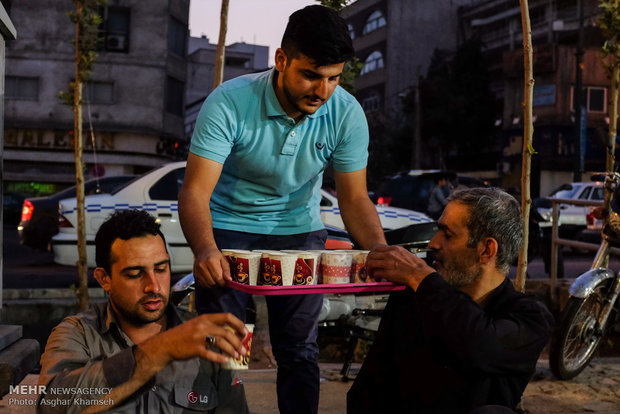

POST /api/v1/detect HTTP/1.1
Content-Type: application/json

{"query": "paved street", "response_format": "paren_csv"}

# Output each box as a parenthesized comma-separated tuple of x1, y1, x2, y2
(1, 359, 619, 413)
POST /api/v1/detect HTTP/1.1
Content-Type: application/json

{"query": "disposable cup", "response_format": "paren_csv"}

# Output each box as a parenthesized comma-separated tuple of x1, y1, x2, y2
(283, 250, 321, 285)
(265, 252, 297, 285)
(222, 323, 254, 370)
(321, 251, 353, 284)
(350, 250, 370, 283)
(222, 249, 260, 285)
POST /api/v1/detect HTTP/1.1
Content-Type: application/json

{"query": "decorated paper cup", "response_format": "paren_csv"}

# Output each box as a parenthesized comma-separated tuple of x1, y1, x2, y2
(222, 324, 254, 370)
(283, 250, 321, 285)
(265, 252, 297, 286)
(321, 251, 353, 284)
(222, 249, 260, 285)
(350, 250, 370, 283)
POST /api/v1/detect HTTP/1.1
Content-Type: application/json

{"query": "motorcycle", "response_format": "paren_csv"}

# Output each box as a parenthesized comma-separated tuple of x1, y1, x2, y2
(549, 172, 620, 380)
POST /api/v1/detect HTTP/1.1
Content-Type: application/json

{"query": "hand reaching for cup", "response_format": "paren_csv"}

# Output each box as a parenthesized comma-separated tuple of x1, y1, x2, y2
(366, 246, 436, 291)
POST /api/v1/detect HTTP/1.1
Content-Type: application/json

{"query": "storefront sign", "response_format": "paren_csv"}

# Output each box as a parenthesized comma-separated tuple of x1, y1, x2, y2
(3, 128, 114, 150)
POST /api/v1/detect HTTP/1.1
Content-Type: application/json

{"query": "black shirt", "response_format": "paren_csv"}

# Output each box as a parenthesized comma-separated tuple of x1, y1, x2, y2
(347, 273, 554, 414)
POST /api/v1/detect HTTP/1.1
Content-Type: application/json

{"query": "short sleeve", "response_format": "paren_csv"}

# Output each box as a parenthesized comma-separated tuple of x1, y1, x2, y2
(189, 86, 238, 164)
(331, 96, 369, 173)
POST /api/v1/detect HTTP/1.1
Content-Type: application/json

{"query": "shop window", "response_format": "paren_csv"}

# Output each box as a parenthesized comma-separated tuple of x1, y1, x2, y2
(363, 10, 386, 35)
(5, 76, 38, 100)
(360, 51, 384, 75)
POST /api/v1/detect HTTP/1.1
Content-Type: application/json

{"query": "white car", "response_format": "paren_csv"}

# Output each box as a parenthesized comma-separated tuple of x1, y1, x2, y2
(52, 162, 431, 271)
(537, 181, 604, 232)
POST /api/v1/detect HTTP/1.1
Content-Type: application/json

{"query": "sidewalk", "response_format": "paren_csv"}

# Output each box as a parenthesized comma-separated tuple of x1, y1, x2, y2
(2, 358, 618, 413)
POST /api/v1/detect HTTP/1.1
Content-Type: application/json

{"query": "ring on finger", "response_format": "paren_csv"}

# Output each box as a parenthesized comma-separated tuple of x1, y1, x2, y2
(206, 335, 216, 347)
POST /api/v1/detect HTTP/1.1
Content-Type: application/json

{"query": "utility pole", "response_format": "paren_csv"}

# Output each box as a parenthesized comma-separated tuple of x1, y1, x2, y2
(574, 0, 586, 182)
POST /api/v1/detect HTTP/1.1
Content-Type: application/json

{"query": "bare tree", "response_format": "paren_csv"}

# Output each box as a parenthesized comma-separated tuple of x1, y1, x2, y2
(213, 0, 229, 89)
(515, 0, 535, 292)
(599, 0, 620, 229)
(60, 0, 105, 310)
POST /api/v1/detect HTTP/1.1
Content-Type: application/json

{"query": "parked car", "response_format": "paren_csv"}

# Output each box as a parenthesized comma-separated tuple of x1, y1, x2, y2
(52, 162, 432, 271)
(535, 180, 604, 241)
(18, 175, 136, 251)
(3, 192, 27, 225)
(373, 170, 489, 213)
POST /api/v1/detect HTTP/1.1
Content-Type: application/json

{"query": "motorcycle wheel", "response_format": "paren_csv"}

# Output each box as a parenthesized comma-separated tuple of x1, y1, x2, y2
(549, 277, 615, 380)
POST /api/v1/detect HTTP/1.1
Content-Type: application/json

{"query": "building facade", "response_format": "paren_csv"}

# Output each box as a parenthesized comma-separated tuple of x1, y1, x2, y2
(341, 0, 470, 114)
(2, 0, 189, 196)
(459, 0, 607, 196)
(184, 36, 268, 141)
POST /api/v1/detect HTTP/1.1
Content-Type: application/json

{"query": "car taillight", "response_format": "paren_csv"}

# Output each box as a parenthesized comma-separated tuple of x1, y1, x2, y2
(21, 200, 34, 222)
(586, 212, 595, 226)
(58, 214, 73, 228)
(377, 196, 392, 206)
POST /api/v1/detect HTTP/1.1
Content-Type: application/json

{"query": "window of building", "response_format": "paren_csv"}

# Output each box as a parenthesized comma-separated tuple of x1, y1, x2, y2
(103, 7, 130, 53)
(226, 56, 250, 68)
(84, 81, 114, 104)
(5, 76, 39, 100)
(165, 76, 184, 116)
(360, 51, 384, 75)
(348, 23, 355, 40)
(571, 86, 607, 114)
(362, 92, 381, 112)
(168, 16, 187, 57)
(588, 87, 606, 112)
(363, 10, 386, 35)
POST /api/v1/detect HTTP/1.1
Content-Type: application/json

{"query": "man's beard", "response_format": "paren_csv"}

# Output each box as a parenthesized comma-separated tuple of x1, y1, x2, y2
(281, 73, 324, 116)
(436, 250, 483, 288)
(111, 293, 168, 327)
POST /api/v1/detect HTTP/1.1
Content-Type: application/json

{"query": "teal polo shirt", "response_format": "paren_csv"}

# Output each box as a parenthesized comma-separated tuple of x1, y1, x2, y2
(190, 69, 369, 235)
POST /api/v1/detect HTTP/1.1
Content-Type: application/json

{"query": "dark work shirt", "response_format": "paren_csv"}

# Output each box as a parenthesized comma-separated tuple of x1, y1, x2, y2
(38, 302, 249, 414)
(347, 273, 554, 414)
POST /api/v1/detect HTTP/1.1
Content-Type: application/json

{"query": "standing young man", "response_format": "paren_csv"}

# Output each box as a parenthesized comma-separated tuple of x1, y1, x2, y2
(179, 5, 386, 414)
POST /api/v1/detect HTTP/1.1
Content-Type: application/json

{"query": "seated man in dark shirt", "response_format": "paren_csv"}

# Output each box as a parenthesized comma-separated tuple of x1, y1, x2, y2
(38, 210, 250, 413)
(348, 187, 554, 414)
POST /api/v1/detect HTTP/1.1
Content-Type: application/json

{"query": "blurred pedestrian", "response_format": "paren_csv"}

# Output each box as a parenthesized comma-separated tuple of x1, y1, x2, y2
(427, 176, 450, 220)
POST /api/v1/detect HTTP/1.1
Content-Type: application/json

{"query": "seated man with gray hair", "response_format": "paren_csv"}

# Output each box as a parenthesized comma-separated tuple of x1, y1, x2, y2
(347, 187, 554, 414)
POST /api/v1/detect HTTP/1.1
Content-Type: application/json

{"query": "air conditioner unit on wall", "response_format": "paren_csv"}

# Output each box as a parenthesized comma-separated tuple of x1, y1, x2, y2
(106, 34, 127, 51)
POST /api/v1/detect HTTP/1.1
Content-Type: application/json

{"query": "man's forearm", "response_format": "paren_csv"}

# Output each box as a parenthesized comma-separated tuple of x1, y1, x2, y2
(178, 186, 218, 254)
(339, 196, 387, 250)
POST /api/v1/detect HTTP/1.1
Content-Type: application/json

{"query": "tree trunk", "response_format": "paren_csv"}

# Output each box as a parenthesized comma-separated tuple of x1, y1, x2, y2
(602, 64, 619, 232)
(213, 0, 229, 89)
(515, 0, 534, 293)
(74, 1, 89, 311)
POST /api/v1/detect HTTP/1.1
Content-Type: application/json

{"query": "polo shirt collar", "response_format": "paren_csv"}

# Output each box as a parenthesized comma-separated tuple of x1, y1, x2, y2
(264, 68, 328, 120)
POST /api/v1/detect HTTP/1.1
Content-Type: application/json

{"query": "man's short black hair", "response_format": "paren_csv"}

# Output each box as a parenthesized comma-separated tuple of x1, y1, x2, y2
(281, 5, 354, 66)
(95, 209, 167, 274)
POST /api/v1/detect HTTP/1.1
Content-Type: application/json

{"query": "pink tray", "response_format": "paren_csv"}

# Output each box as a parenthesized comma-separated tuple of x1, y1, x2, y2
(226, 280, 405, 295)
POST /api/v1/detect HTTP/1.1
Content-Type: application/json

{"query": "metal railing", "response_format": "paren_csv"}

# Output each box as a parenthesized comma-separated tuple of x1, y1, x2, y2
(547, 197, 620, 303)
